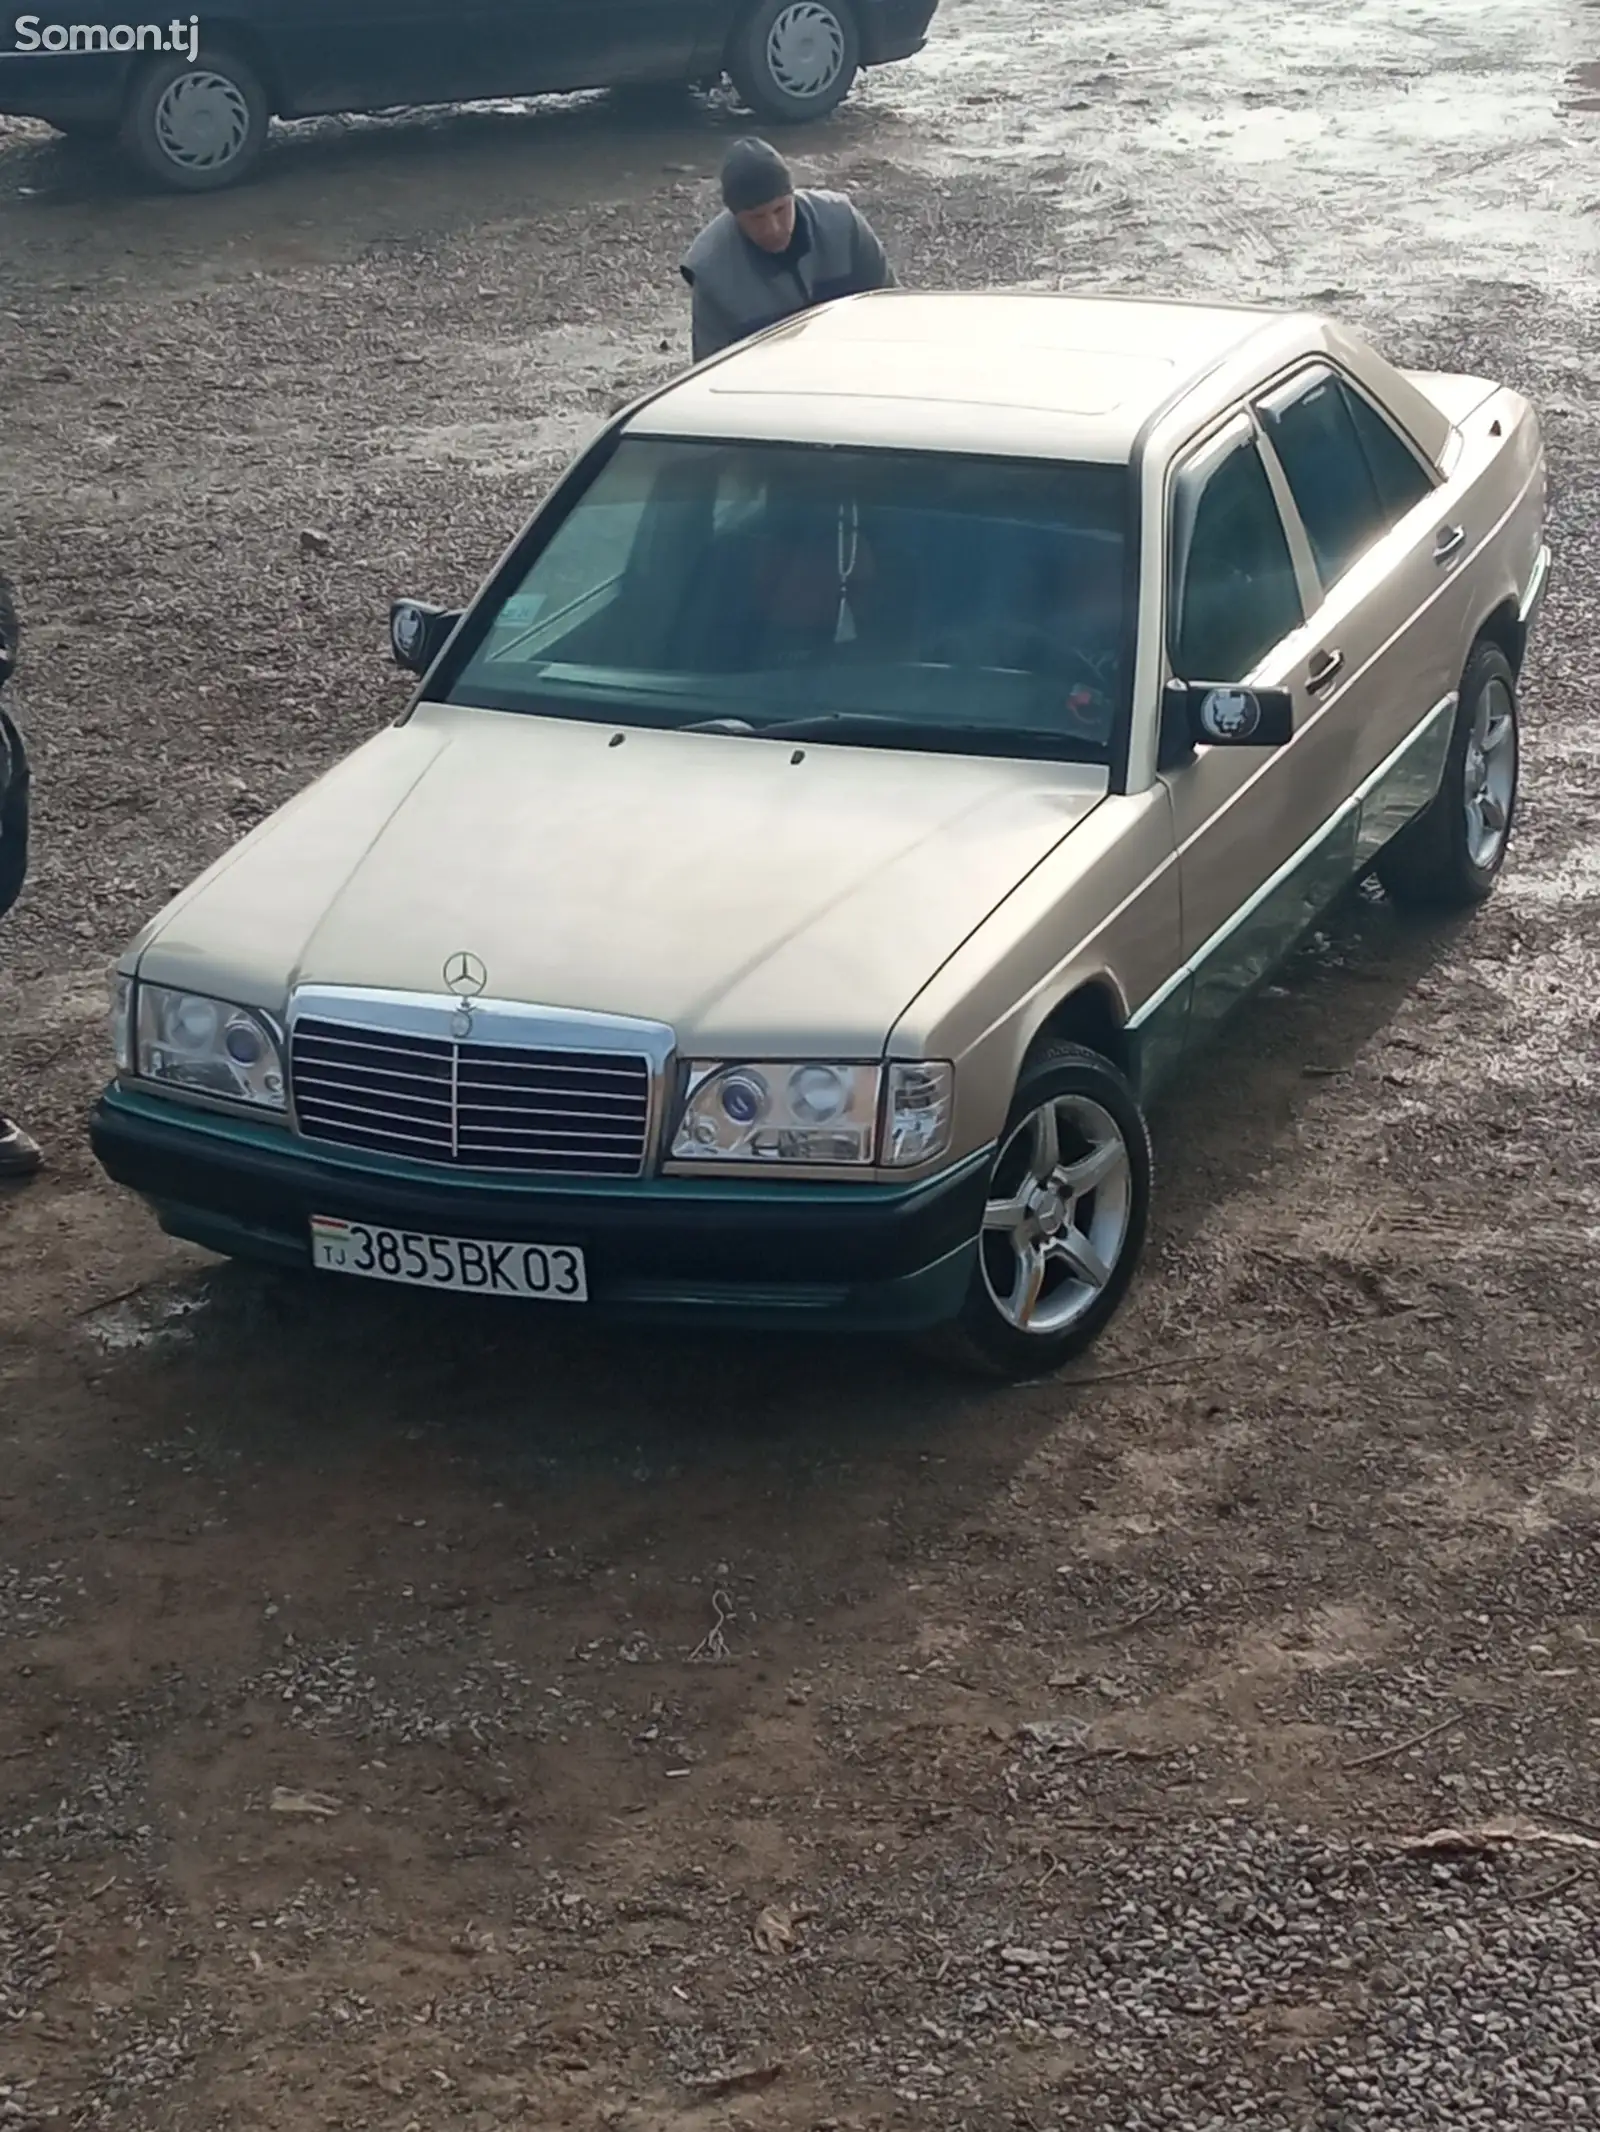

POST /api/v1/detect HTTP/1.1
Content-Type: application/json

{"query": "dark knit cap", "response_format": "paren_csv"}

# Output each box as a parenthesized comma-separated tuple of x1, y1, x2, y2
(720, 136, 793, 212)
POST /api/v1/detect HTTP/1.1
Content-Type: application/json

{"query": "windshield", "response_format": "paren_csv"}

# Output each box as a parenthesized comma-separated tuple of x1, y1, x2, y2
(443, 438, 1131, 760)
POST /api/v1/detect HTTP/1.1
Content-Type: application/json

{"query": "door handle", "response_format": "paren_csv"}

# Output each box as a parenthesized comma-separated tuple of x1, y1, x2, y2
(1434, 522, 1466, 562)
(1306, 648, 1344, 693)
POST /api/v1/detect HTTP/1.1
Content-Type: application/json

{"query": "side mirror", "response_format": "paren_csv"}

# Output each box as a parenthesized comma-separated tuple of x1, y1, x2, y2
(389, 599, 460, 676)
(1163, 680, 1294, 755)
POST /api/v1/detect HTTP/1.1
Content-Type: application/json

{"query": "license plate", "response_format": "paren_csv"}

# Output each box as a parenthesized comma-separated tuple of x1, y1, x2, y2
(310, 1217, 587, 1302)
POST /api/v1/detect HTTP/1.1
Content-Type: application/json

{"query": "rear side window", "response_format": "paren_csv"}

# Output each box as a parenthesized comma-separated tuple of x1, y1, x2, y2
(1171, 427, 1303, 683)
(1344, 385, 1434, 522)
(1261, 368, 1431, 586)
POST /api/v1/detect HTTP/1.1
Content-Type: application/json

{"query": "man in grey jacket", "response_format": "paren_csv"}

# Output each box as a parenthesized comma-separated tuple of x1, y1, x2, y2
(681, 137, 896, 364)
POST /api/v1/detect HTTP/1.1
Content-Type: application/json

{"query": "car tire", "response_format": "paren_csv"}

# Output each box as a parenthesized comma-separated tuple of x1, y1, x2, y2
(1376, 639, 1520, 910)
(118, 47, 270, 193)
(728, 0, 861, 124)
(947, 1041, 1153, 1383)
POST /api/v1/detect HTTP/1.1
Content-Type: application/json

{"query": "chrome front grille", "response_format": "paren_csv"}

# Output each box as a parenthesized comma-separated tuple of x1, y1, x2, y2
(290, 1015, 652, 1177)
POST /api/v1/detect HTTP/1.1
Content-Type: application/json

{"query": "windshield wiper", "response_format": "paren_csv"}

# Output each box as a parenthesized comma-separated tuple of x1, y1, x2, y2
(749, 711, 1096, 755)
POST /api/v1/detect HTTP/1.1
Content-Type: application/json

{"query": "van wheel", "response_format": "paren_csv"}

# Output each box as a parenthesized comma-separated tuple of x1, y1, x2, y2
(729, 0, 860, 123)
(948, 1042, 1153, 1383)
(1376, 640, 1520, 909)
(119, 48, 270, 192)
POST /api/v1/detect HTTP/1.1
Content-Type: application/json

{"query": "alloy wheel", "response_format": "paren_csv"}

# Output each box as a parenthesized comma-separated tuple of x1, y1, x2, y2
(978, 1093, 1134, 1337)
(1463, 673, 1516, 873)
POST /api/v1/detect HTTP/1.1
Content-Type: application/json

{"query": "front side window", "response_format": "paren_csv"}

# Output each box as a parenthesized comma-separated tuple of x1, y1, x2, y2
(442, 439, 1133, 762)
(1170, 426, 1303, 684)
(1260, 368, 1431, 586)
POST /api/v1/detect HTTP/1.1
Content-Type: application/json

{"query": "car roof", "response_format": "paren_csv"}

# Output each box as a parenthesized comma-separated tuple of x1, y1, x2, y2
(626, 291, 1451, 466)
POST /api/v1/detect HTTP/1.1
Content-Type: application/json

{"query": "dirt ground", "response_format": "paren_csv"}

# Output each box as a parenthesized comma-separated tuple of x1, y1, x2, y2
(3, 1, 1600, 2125)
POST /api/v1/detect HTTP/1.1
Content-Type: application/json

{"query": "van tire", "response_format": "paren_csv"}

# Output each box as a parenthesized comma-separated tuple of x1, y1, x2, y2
(119, 47, 270, 192)
(729, 0, 860, 123)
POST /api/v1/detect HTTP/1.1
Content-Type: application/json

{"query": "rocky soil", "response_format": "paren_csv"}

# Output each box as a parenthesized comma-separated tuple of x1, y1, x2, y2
(2, 1, 1598, 2124)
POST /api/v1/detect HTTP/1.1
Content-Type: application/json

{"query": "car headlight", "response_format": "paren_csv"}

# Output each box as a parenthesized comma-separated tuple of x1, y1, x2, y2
(670, 1059, 955, 1169)
(673, 1061, 879, 1165)
(133, 983, 286, 1111)
(111, 972, 134, 1075)
(883, 1061, 955, 1167)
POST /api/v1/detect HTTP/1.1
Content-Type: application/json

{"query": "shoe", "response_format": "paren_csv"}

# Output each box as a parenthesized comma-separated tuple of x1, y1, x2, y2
(0, 1116, 42, 1180)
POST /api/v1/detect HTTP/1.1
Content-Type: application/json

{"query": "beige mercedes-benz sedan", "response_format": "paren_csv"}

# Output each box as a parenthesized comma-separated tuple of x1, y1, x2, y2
(91, 292, 1549, 1377)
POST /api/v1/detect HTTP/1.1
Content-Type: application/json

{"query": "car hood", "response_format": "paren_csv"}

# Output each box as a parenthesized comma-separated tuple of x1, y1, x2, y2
(133, 702, 1108, 1053)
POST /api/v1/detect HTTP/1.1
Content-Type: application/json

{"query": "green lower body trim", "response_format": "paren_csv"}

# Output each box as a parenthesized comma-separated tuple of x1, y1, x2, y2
(1128, 693, 1458, 1100)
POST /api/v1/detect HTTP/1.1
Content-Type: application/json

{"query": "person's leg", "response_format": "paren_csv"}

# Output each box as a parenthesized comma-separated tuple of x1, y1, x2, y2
(0, 1114, 41, 1180)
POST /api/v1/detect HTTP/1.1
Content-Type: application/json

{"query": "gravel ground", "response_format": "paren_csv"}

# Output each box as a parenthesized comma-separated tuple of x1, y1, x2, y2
(2, 1, 1600, 2126)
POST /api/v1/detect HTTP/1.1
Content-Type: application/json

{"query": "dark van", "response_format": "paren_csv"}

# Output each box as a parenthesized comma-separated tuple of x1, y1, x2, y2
(0, 0, 937, 191)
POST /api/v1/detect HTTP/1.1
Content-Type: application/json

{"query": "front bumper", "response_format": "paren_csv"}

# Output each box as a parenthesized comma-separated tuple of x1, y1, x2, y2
(90, 1084, 989, 1331)
(859, 0, 939, 67)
